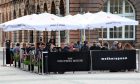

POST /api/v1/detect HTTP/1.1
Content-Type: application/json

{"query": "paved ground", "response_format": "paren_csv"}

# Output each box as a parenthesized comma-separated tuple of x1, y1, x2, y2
(0, 52, 140, 84)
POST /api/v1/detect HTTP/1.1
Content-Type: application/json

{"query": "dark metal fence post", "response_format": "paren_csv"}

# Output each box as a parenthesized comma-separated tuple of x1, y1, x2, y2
(136, 49, 140, 72)
(3, 48, 5, 66)
(89, 50, 92, 73)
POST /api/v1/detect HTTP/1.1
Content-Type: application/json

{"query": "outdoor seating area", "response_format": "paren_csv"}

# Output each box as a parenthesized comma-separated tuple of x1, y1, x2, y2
(0, 11, 138, 47)
(3, 41, 139, 75)
(0, 11, 139, 75)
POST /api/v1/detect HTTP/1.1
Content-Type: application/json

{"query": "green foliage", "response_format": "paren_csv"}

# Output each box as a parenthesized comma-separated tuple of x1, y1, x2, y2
(23, 60, 30, 65)
(13, 53, 20, 62)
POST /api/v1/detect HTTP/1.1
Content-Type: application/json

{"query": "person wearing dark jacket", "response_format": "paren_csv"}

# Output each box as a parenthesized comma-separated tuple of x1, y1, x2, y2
(80, 41, 89, 52)
(101, 42, 109, 50)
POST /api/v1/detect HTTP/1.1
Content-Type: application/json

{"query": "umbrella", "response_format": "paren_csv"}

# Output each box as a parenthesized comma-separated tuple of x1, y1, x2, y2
(0, 14, 39, 31)
(87, 11, 138, 28)
(84, 11, 139, 45)
(0, 12, 82, 46)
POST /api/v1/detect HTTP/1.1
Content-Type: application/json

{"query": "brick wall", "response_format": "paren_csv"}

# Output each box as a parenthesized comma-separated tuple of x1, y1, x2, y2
(69, 0, 103, 43)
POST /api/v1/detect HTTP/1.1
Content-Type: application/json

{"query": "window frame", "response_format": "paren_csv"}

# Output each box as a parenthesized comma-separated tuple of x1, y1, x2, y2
(100, 0, 136, 41)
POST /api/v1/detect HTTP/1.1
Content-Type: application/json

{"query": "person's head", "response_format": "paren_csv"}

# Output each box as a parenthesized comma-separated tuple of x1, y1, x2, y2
(77, 41, 80, 44)
(61, 43, 65, 49)
(46, 42, 50, 47)
(16, 43, 20, 47)
(124, 43, 134, 50)
(31, 43, 34, 48)
(96, 42, 101, 47)
(27, 43, 31, 47)
(84, 41, 88, 46)
(113, 41, 118, 46)
(36, 42, 40, 48)
(117, 42, 123, 49)
(103, 42, 108, 47)
(92, 41, 97, 46)
(39, 43, 45, 49)
(69, 42, 73, 45)
(22, 43, 26, 48)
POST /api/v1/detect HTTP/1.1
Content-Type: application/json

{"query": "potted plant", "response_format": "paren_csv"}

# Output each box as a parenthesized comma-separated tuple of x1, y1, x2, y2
(13, 53, 20, 68)
(23, 59, 30, 71)
(23, 54, 30, 71)
(33, 60, 38, 73)
(20, 56, 25, 69)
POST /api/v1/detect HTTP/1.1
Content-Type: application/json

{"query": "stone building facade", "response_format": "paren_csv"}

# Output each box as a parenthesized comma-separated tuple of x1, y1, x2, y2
(0, 0, 140, 47)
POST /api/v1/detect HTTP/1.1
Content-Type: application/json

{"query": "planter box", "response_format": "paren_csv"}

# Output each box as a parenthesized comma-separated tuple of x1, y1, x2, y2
(24, 64, 29, 71)
(16, 62, 19, 68)
(20, 63, 24, 69)
(34, 66, 38, 73)
(13, 61, 15, 67)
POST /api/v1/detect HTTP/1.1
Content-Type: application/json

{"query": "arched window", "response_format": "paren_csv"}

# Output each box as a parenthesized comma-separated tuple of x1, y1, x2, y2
(13, 10, 16, 19)
(51, 1, 56, 15)
(37, 5, 40, 14)
(59, 0, 65, 16)
(102, 0, 135, 40)
(44, 3, 48, 12)
(24, 9, 27, 15)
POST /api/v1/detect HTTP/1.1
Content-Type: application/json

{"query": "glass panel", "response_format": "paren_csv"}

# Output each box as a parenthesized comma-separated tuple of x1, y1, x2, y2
(98, 29, 107, 38)
(110, 6, 113, 13)
(109, 0, 123, 14)
(125, 32, 128, 38)
(103, 29, 107, 32)
(110, 32, 113, 38)
(130, 32, 133, 38)
(114, 27, 117, 31)
(119, 32, 122, 38)
(125, 0, 133, 13)
(125, 26, 129, 31)
(130, 26, 133, 31)
(119, 27, 122, 31)
(110, 28, 113, 32)
(60, 31, 65, 42)
(103, 2, 107, 12)
(125, 25, 134, 38)
(114, 32, 117, 38)
(118, 0, 123, 13)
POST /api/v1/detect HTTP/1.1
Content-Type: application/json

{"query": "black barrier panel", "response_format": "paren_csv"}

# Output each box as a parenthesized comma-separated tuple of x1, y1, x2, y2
(48, 52, 90, 72)
(6, 48, 12, 64)
(42, 52, 48, 73)
(91, 50, 136, 70)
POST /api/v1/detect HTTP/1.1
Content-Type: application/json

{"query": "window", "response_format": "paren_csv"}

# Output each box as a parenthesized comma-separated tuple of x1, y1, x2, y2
(102, 0, 135, 40)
